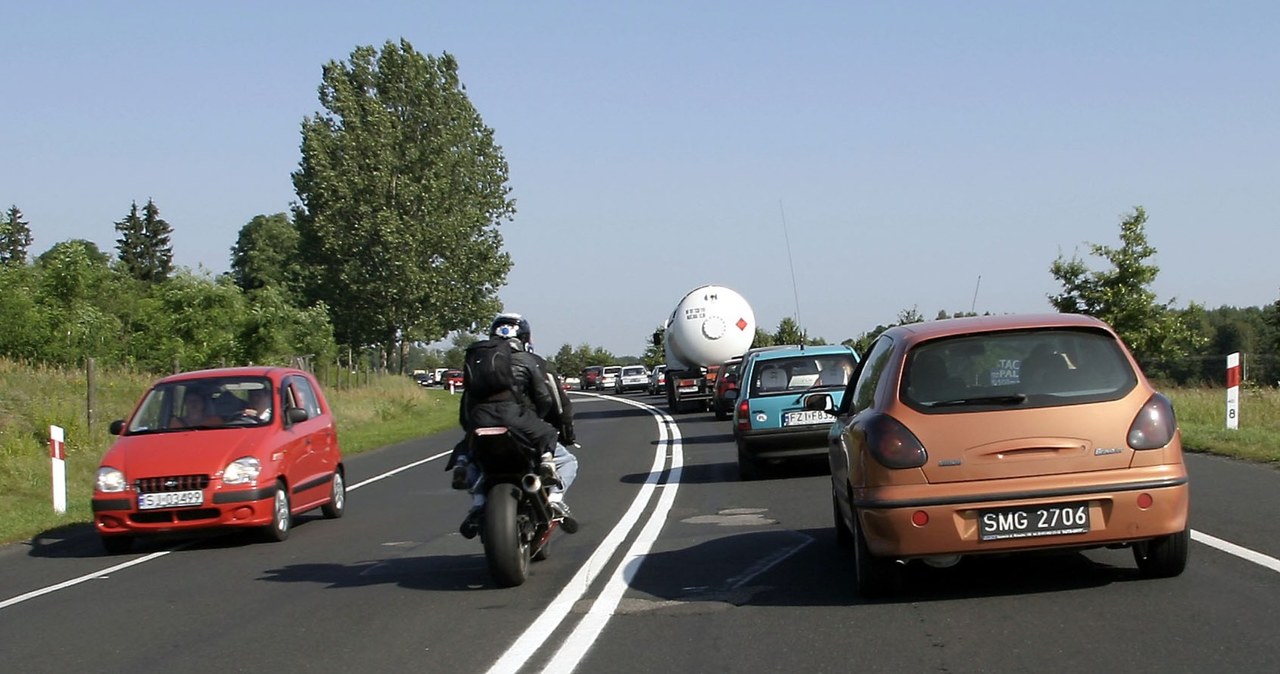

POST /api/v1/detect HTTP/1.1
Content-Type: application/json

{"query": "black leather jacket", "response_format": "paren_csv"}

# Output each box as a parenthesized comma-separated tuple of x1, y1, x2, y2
(447, 339, 567, 471)
(458, 339, 557, 428)
(531, 352, 577, 445)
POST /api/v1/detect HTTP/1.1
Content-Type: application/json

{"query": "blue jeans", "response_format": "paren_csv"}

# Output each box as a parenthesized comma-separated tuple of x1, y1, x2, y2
(549, 443, 578, 494)
(467, 442, 579, 497)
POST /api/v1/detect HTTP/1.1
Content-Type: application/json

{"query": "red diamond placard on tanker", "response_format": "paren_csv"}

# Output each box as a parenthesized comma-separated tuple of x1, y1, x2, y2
(736, 318, 748, 331)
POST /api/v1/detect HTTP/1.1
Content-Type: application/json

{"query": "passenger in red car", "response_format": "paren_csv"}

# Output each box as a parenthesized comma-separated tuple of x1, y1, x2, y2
(170, 392, 224, 428)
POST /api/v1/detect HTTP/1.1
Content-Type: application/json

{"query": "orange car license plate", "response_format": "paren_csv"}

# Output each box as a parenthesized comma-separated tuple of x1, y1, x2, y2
(979, 502, 1090, 541)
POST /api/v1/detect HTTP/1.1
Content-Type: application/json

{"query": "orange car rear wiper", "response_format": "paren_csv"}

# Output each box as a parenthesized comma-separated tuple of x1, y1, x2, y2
(928, 394, 1027, 408)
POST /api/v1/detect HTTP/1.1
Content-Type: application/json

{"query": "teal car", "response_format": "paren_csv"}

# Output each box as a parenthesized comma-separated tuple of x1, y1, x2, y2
(730, 344, 859, 480)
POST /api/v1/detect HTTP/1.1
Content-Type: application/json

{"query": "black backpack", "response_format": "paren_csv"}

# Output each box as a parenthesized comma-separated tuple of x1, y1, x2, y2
(463, 338, 516, 399)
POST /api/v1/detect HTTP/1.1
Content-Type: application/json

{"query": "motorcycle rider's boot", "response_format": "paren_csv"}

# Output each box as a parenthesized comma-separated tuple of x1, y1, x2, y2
(550, 501, 579, 534)
(451, 458, 470, 490)
(459, 506, 483, 539)
(539, 453, 562, 490)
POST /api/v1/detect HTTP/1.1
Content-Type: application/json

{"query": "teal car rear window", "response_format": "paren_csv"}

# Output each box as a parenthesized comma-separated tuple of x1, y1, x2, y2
(748, 353, 856, 396)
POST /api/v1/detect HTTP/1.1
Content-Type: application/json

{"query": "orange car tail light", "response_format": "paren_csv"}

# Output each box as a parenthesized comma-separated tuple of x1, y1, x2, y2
(1127, 393, 1176, 450)
(737, 399, 750, 431)
(866, 413, 927, 469)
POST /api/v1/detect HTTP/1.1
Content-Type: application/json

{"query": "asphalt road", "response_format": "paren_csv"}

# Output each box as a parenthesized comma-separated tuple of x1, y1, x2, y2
(2, 391, 1279, 673)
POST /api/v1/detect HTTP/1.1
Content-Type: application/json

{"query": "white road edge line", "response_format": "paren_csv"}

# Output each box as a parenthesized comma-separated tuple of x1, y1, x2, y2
(1191, 529, 1280, 572)
(348, 451, 450, 491)
(0, 450, 452, 612)
(0, 551, 172, 610)
(486, 393, 678, 674)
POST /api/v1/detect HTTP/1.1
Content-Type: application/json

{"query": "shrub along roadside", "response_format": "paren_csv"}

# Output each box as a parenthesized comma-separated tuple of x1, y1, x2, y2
(0, 362, 460, 546)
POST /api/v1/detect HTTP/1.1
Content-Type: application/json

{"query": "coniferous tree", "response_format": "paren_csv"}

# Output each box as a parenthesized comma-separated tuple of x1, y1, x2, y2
(140, 198, 174, 282)
(0, 205, 34, 266)
(115, 201, 147, 279)
(115, 199, 174, 282)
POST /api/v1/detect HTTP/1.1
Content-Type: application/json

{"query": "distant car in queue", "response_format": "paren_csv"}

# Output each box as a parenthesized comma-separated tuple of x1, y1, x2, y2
(444, 369, 464, 389)
(615, 365, 650, 394)
(647, 364, 667, 395)
(581, 366, 604, 391)
(712, 356, 744, 420)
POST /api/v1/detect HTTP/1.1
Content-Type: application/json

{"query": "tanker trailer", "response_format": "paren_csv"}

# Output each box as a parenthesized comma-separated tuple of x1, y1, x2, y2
(656, 285, 755, 413)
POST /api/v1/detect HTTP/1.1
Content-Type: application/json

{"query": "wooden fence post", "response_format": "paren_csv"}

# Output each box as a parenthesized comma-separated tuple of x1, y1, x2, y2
(86, 357, 97, 433)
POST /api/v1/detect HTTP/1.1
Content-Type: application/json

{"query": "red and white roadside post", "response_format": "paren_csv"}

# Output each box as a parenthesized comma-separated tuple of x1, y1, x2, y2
(1226, 352, 1240, 430)
(50, 425, 67, 514)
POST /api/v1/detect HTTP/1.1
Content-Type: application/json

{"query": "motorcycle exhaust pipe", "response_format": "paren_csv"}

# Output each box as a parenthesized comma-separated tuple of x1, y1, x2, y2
(521, 474, 541, 493)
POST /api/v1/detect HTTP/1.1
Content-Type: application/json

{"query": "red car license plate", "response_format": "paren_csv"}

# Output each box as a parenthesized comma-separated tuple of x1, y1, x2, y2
(138, 490, 205, 510)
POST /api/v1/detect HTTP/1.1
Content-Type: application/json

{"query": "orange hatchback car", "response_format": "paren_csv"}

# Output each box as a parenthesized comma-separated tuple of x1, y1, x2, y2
(808, 314, 1189, 597)
(93, 367, 345, 554)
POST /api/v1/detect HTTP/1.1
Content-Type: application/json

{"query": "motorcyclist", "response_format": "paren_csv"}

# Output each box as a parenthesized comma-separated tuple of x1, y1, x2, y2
(450, 313, 580, 538)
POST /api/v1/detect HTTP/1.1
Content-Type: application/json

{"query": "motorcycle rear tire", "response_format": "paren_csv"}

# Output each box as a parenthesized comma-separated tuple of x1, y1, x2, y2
(483, 483, 531, 587)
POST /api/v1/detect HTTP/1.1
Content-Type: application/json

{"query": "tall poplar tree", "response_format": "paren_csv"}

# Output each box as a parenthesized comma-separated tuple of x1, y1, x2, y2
(0, 205, 34, 266)
(292, 40, 515, 353)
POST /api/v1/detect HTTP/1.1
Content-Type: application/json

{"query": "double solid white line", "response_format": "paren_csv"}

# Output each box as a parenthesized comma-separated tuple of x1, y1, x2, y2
(487, 393, 682, 674)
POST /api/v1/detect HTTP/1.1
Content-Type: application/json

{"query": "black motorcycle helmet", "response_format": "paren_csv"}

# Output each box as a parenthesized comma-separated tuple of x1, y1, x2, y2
(489, 312, 532, 346)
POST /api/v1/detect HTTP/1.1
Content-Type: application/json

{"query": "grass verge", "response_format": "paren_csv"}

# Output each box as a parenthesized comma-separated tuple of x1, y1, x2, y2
(0, 360, 460, 546)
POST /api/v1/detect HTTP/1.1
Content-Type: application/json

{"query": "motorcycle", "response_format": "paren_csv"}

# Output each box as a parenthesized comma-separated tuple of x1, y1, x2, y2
(468, 426, 572, 587)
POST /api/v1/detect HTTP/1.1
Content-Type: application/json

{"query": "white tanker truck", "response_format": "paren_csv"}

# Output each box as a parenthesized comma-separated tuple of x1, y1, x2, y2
(655, 285, 756, 413)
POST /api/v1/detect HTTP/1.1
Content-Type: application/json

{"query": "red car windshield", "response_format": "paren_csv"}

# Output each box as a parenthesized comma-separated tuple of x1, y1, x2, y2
(128, 377, 274, 434)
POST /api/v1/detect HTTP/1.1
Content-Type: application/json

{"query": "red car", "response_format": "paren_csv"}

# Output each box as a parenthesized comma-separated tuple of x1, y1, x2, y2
(712, 356, 743, 420)
(92, 366, 345, 554)
(444, 369, 464, 389)
(581, 366, 604, 391)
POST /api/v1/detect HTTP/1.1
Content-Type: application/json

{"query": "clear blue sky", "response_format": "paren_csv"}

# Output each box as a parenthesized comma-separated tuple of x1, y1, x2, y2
(4, 2, 1277, 357)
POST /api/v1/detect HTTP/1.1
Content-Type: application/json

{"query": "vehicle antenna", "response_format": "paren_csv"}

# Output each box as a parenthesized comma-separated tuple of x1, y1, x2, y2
(970, 274, 982, 314)
(779, 200, 804, 349)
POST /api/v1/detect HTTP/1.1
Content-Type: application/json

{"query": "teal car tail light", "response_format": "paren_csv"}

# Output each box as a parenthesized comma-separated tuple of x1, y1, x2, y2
(866, 413, 927, 469)
(736, 399, 751, 431)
